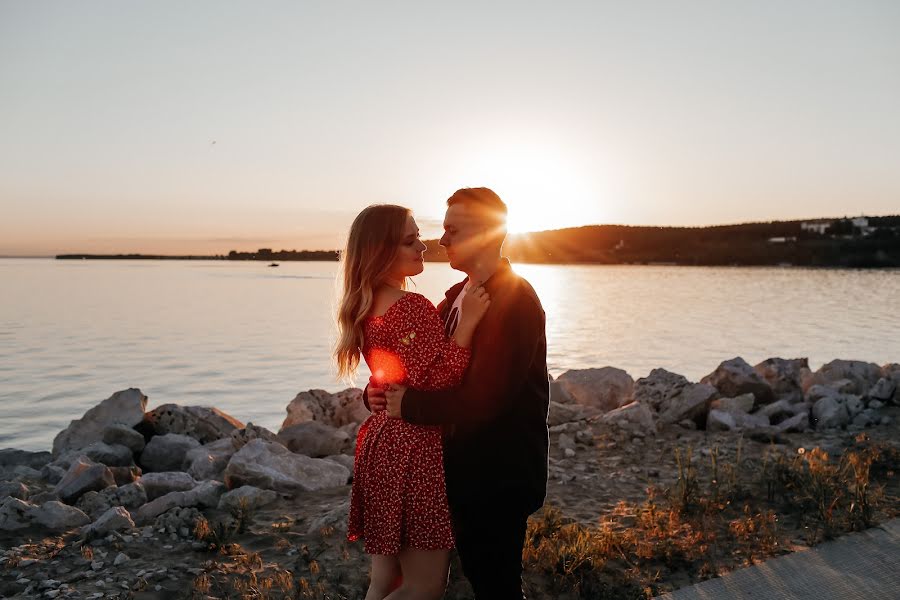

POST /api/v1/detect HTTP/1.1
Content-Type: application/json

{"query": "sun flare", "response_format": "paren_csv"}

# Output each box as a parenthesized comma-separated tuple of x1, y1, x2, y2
(447, 139, 606, 235)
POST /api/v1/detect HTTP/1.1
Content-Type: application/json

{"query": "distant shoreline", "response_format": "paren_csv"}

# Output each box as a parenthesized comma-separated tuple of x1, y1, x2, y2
(16, 214, 900, 268)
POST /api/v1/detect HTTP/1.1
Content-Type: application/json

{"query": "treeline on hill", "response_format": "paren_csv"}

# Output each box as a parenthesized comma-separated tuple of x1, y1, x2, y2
(226, 249, 339, 261)
(423, 219, 900, 267)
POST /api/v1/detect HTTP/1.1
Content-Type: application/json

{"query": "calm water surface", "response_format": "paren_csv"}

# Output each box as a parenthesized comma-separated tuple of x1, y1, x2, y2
(2, 258, 898, 451)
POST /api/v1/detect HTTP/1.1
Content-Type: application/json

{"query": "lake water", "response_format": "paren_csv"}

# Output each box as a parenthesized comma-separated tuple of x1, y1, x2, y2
(2, 258, 898, 452)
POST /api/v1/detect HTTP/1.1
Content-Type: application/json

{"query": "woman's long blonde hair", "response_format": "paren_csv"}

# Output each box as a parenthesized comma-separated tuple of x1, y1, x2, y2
(335, 204, 411, 379)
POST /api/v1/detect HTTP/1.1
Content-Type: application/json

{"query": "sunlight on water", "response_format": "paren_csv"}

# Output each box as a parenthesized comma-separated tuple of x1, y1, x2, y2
(1, 258, 898, 451)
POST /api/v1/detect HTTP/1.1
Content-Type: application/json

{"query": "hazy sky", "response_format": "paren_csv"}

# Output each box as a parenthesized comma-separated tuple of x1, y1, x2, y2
(2, 1, 899, 256)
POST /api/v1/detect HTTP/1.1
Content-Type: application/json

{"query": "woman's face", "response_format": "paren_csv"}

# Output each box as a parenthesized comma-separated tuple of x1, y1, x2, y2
(386, 214, 427, 280)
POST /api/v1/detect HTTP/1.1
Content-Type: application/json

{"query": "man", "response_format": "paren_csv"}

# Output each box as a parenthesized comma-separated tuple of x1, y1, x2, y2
(366, 187, 550, 599)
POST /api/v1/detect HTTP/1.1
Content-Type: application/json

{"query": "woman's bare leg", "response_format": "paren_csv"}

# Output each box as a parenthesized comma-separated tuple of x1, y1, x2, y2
(366, 554, 402, 600)
(384, 549, 450, 600)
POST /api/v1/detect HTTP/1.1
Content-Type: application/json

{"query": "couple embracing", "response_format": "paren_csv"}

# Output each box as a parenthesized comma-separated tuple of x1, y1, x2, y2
(334, 187, 550, 599)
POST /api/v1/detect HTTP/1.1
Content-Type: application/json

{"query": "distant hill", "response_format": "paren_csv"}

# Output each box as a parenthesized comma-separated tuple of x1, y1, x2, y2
(423, 216, 900, 267)
(55, 215, 900, 268)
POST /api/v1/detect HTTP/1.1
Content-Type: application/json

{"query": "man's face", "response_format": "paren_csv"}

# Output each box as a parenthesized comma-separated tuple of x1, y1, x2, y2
(439, 203, 490, 271)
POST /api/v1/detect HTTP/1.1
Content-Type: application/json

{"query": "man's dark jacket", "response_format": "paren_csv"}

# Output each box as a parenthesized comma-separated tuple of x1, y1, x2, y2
(402, 258, 549, 513)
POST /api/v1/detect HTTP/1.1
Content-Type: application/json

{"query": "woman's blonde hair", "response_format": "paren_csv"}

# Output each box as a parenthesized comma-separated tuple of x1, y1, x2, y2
(335, 204, 411, 379)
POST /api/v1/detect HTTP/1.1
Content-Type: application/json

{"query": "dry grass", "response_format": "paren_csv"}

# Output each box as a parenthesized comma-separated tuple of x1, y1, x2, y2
(522, 436, 898, 599)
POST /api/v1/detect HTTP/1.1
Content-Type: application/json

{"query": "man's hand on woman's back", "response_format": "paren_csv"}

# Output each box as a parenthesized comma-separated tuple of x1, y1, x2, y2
(366, 375, 388, 413)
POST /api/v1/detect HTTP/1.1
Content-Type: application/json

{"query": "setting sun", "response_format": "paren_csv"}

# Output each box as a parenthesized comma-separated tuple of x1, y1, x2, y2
(446, 137, 608, 234)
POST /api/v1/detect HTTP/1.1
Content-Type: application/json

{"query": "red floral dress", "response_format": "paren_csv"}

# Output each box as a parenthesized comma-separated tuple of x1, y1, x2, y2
(347, 292, 470, 555)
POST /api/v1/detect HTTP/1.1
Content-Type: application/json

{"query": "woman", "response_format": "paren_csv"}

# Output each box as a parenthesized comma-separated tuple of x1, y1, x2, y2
(335, 204, 491, 600)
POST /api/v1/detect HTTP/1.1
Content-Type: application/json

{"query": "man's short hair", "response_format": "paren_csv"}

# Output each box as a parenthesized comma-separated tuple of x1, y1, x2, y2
(446, 187, 508, 229)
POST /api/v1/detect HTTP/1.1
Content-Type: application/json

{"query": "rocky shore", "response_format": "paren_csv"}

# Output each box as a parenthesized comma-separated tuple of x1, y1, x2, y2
(1, 357, 898, 599)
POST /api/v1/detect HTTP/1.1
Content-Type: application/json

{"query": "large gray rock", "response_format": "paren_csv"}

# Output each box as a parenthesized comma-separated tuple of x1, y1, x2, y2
(753, 358, 810, 399)
(632, 369, 691, 412)
(183, 438, 237, 480)
(811, 396, 851, 430)
(0, 481, 29, 500)
(775, 411, 810, 433)
(79, 441, 134, 467)
(658, 383, 718, 425)
(712, 393, 755, 414)
(0, 449, 52, 471)
(231, 422, 279, 450)
(52, 388, 148, 457)
(134, 481, 226, 524)
(547, 401, 588, 426)
(757, 398, 808, 424)
(707, 408, 769, 432)
(102, 424, 146, 453)
(54, 457, 116, 504)
(27, 501, 90, 530)
(139, 433, 200, 472)
(600, 401, 657, 433)
(809, 360, 883, 396)
(868, 378, 896, 403)
(277, 421, 351, 458)
(84, 506, 135, 536)
(701, 357, 775, 406)
(0, 497, 34, 531)
(143, 404, 244, 444)
(282, 388, 370, 430)
(138, 472, 197, 501)
(77, 481, 149, 520)
(224, 439, 350, 493)
(555, 368, 634, 413)
(217, 486, 279, 512)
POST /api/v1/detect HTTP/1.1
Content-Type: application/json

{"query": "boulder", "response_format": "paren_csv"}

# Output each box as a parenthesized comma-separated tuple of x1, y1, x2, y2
(845, 396, 865, 419)
(307, 498, 350, 536)
(183, 438, 237, 481)
(809, 360, 883, 396)
(701, 357, 775, 406)
(712, 393, 756, 414)
(868, 378, 896, 403)
(78, 480, 149, 520)
(757, 398, 805, 424)
(852, 410, 877, 429)
(27, 501, 90, 530)
(557, 433, 576, 452)
(0, 481, 28, 500)
(54, 457, 116, 504)
(138, 472, 197, 501)
(224, 439, 350, 493)
(775, 411, 810, 433)
(102, 424, 146, 453)
(277, 421, 351, 458)
(632, 369, 691, 412)
(108, 465, 142, 486)
(0, 449, 52, 471)
(84, 507, 135, 536)
(549, 375, 574, 404)
(753, 358, 810, 399)
(231, 422, 279, 450)
(811, 396, 850, 430)
(657, 383, 718, 425)
(0, 497, 34, 531)
(143, 404, 244, 444)
(79, 442, 134, 467)
(324, 454, 355, 478)
(601, 401, 657, 433)
(134, 481, 226, 524)
(282, 388, 370, 430)
(555, 368, 634, 413)
(52, 388, 148, 457)
(217, 486, 279, 512)
(139, 433, 200, 472)
(548, 401, 587, 426)
(707, 408, 769, 432)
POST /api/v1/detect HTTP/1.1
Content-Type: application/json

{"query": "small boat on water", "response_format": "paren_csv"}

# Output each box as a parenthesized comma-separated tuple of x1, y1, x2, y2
(268, 262, 279, 267)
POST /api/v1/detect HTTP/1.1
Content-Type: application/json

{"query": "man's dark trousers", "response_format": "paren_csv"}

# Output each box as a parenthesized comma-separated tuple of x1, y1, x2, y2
(451, 495, 531, 599)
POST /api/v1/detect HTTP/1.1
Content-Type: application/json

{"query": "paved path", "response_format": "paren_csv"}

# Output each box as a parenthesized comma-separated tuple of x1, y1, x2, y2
(655, 518, 900, 600)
